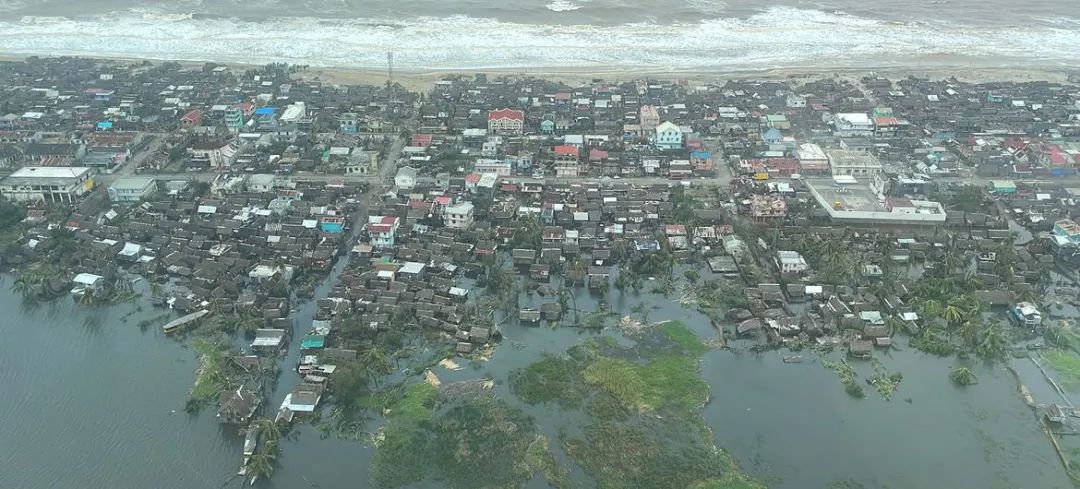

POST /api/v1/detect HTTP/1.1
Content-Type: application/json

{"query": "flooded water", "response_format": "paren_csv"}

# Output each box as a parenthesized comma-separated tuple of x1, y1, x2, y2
(0, 277, 1073, 488)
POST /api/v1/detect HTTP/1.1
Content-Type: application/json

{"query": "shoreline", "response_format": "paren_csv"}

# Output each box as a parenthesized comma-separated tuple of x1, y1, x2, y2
(0, 53, 1076, 92)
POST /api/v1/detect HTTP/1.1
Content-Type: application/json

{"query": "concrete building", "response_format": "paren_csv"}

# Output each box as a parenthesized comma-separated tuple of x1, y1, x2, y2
(1053, 219, 1080, 245)
(395, 167, 418, 190)
(444, 201, 475, 229)
(367, 215, 400, 248)
(487, 108, 525, 136)
(0, 166, 94, 203)
(796, 143, 830, 174)
(107, 176, 156, 203)
(776, 251, 808, 274)
(827, 150, 882, 177)
(247, 174, 276, 193)
(554, 145, 580, 178)
(833, 113, 874, 137)
(804, 178, 946, 224)
(655, 121, 683, 150)
(474, 158, 512, 177)
(639, 105, 660, 134)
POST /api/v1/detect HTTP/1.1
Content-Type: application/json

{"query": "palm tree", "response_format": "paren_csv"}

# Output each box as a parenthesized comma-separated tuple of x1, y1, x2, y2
(77, 288, 98, 306)
(250, 417, 281, 443)
(975, 321, 1008, 359)
(941, 304, 965, 327)
(956, 320, 979, 347)
(10, 275, 32, 297)
(359, 345, 392, 388)
(949, 367, 978, 386)
(149, 282, 164, 300)
(248, 439, 278, 480)
(920, 299, 943, 319)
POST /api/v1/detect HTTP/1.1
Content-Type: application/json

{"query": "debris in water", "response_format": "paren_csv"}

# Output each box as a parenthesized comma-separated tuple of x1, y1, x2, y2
(424, 369, 442, 387)
(438, 358, 463, 371)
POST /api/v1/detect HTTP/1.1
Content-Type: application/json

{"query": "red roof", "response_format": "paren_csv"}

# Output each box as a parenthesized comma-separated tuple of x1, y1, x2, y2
(412, 134, 433, 145)
(874, 117, 899, 126)
(465, 173, 481, 183)
(368, 224, 392, 233)
(180, 109, 203, 124)
(589, 148, 609, 160)
(488, 108, 524, 121)
(380, 216, 399, 225)
(434, 196, 452, 205)
(554, 145, 578, 156)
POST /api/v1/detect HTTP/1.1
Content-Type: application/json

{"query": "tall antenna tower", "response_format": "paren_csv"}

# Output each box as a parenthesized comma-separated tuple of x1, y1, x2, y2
(386, 51, 394, 89)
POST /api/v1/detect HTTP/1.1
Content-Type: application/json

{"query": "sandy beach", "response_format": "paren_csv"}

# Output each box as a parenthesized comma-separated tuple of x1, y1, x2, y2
(1, 53, 1075, 92)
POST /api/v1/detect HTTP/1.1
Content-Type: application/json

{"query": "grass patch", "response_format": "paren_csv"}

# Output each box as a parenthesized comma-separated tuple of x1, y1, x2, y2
(1044, 349, 1080, 392)
(690, 473, 769, 489)
(387, 382, 438, 423)
(659, 321, 708, 356)
(434, 398, 536, 489)
(371, 422, 431, 488)
(186, 338, 230, 411)
(509, 355, 589, 408)
(584, 356, 708, 414)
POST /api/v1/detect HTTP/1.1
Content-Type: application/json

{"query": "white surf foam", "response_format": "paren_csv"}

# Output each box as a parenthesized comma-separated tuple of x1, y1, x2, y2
(546, 1, 581, 12)
(0, 7, 1075, 71)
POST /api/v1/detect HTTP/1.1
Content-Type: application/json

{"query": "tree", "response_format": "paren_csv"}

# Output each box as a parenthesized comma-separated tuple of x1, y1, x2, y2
(359, 345, 393, 388)
(941, 305, 965, 327)
(949, 367, 978, 386)
(248, 439, 278, 480)
(683, 269, 700, 284)
(975, 321, 1009, 359)
(250, 417, 281, 443)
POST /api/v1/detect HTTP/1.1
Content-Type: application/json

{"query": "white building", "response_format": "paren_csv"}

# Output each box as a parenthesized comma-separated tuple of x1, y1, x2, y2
(394, 167, 418, 190)
(0, 166, 94, 203)
(827, 149, 882, 177)
(107, 176, 156, 203)
(796, 143, 830, 174)
(639, 105, 660, 134)
(474, 158, 512, 176)
(776, 251, 808, 274)
(247, 174, 276, 193)
(786, 93, 807, 108)
(444, 201, 475, 229)
(487, 108, 525, 136)
(832, 113, 874, 138)
(367, 215, 400, 248)
(655, 121, 683, 150)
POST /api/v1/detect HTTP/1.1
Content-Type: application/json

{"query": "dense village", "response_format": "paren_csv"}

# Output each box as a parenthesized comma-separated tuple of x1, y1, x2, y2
(3, 57, 1080, 487)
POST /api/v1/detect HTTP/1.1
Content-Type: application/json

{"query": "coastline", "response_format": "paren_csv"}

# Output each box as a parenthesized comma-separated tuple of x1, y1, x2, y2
(0, 53, 1075, 92)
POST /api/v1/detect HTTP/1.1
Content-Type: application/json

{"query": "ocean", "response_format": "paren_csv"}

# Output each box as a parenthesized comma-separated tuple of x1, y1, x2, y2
(0, 0, 1076, 71)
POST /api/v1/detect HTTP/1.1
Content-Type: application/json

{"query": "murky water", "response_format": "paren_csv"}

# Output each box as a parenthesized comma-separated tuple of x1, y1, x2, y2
(0, 275, 1072, 488)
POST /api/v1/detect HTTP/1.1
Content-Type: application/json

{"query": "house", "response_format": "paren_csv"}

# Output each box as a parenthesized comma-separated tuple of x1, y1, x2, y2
(488, 108, 525, 135)
(833, 113, 873, 137)
(107, 176, 156, 203)
(251, 329, 288, 354)
(70, 273, 105, 297)
(1053, 219, 1080, 246)
(247, 174, 276, 193)
(0, 166, 94, 203)
(554, 145, 579, 178)
(639, 105, 660, 134)
(217, 385, 260, 424)
(367, 215, 400, 248)
(655, 121, 683, 150)
(395, 166, 418, 190)
(775, 251, 808, 274)
(444, 201, 475, 229)
(750, 195, 786, 219)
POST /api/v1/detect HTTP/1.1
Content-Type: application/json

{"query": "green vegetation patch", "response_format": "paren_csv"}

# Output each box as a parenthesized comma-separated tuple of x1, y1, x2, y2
(1044, 349, 1080, 392)
(186, 338, 230, 410)
(434, 398, 537, 489)
(690, 473, 769, 489)
(509, 355, 589, 408)
(583, 355, 708, 414)
(372, 396, 539, 489)
(659, 321, 708, 356)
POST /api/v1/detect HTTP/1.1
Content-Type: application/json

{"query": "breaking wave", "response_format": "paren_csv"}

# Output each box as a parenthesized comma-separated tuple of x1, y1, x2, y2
(0, 7, 1076, 70)
(546, 1, 582, 12)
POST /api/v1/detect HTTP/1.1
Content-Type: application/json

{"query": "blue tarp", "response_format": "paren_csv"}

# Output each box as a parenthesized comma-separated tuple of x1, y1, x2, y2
(96, 121, 113, 130)
(254, 107, 276, 116)
(319, 222, 344, 234)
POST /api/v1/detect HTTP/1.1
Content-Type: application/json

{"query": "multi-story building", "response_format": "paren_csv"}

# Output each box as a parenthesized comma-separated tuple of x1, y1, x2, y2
(554, 145, 579, 177)
(367, 215, 400, 248)
(832, 113, 874, 138)
(0, 166, 94, 203)
(796, 143, 830, 174)
(487, 108, 525, 136)
(474, 158, 512, 176)
(444, 201, 475, 229)
(776, 251, 808, 274)
(107, 176, 157, 203)
(1053, 219, 1080, 245)
(639, 105, 660, 134)
(655, 121, 684, 150)
(827, 149, 882, 177)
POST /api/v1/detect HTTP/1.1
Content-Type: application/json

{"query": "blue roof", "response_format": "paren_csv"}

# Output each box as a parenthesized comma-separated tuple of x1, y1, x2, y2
(254, 107, 276, 116)
(319, 222, 344, 234)
(763, 128, 782, 140)
(690, 151, 711, 158)
(97, 121, 113, 130)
